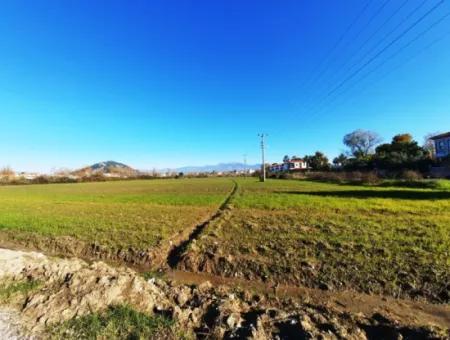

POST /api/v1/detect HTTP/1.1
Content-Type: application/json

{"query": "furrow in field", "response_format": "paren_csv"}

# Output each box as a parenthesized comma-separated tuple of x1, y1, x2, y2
(166, 179, 238, 268)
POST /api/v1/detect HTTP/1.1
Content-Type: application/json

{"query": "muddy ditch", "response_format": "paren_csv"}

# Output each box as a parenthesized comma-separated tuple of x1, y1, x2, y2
(176, 246, 450, 305)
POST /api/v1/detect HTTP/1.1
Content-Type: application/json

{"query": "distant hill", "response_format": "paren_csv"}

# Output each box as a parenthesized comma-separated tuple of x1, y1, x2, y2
(73, 161, 138, 177)
(175, 162, 260, 174)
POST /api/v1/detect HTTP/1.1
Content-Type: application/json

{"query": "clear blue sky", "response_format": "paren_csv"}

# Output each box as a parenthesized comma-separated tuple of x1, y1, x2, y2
(1, 0, 450, 172)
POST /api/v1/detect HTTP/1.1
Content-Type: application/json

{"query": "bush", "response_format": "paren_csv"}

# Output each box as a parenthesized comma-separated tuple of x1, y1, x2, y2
(399, 170, 423, 181)
(31, 176, 50, 184)
(361, 171, 382, 185)
(304, 171, 382, 185)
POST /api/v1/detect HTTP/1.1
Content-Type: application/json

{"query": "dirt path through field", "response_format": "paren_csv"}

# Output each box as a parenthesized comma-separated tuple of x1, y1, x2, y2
(165, 269, 450, 330)
(166, 179, 238, 268)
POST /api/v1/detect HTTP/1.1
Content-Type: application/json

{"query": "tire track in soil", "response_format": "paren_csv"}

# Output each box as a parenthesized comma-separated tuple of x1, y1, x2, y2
(166, 179, 238, 268)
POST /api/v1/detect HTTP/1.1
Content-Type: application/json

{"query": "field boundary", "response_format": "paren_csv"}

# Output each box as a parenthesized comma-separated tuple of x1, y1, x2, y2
(166, 179, 238, 268)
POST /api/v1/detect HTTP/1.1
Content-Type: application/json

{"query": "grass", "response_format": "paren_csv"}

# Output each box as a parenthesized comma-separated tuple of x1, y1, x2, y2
(191, 178, 450, 302)
(0, 178, 233, 250)
(1, 176, 448, 302)
(0, 279, 41, 303)
(48, 305, 184, 340)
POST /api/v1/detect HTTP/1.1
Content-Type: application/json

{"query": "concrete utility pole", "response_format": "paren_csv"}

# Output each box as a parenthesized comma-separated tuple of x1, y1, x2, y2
(258, 133, 267, 182)
(243, 154, 247, 177)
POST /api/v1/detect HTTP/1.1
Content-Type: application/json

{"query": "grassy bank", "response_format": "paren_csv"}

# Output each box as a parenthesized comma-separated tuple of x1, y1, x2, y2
(49, 305, 182, 340)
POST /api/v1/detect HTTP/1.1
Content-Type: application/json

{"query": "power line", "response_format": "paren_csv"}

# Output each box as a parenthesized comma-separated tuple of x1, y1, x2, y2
(338, 0, 392, 52)
(300, 0, 393, 113)
(307, 10, 450, 120)
(299, 0, 372, 96)
(329, 0, 431, 91)
(301, 0, 432, 117)
(325, 0, 444, 103)
(326, 0, 409, 88)
(352, 9, 450, 91)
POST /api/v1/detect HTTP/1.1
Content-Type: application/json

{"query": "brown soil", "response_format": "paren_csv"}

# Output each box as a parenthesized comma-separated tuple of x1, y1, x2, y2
(177, 248, 450, 304)
(165, 269, 450, 331)
(1, 248, 449, 339)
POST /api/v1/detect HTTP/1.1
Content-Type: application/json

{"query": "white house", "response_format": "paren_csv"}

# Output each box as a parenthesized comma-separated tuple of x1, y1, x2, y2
(431, 132, 450, 159)
(269, 158, 309, 173)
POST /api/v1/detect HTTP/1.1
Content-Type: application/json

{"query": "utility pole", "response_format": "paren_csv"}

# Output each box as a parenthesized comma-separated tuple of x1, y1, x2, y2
(258, 133, 267, 182)
(242, 154, 248, 176)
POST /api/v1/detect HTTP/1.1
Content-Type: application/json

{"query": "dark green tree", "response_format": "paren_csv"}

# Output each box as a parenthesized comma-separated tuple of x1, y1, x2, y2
(304, 152, 330, 171)
(374, 134, 431, 171)
(332, 153, 348, 167)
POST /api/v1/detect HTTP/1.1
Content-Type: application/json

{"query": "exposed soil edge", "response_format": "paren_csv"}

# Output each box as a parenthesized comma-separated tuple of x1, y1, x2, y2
(1, 248, 449, 339)
(177, 246, 450, 305)
(165, 269, 450, 331)
(0, 232, 157, 270)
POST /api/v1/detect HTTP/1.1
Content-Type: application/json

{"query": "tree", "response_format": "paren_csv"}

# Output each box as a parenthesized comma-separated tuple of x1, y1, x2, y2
(343, 130, 382, 158)
(0, 166, 15, 179)
(305, 151, 330, 171)
(333, 153, 348, 167)
(374, 134, 430, 171)
(283, 155, 290, 163)
(392, 133, 413, 144)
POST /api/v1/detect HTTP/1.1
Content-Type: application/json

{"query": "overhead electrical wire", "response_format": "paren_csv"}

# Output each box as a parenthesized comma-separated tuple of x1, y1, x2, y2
(307, 0, 445, 118)
(300, 0, 395, 113)
(311, 25, 450, 120)
(297, 0, 372, 97)
(325, 0, 410, 87)
(306, 7, 450, 120)
(298, 0, 431, 117)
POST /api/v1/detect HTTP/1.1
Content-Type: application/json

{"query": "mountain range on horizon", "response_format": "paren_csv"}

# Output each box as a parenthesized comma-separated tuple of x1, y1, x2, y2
(172, 162, 260, 173)
(71, 161, 260, 176)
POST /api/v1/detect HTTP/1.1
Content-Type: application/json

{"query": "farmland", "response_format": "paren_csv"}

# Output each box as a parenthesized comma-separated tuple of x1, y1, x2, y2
(181, 178, 450, 303)
(0, 177, 449, 304)
(0, 178, 234, 255)
(1, 177, 450, 338)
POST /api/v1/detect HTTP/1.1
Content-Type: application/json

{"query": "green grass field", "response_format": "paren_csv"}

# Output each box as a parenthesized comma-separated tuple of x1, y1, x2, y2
(188, 178, 450, 302)
(0, 178, 233, 250)
(0, 177, 449, 303)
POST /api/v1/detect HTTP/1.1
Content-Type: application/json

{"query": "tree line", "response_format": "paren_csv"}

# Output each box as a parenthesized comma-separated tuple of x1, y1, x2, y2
(285, 129, 440, 174)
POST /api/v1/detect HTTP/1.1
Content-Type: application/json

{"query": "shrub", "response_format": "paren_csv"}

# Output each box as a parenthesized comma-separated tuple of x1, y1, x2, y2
(361, 171, 381, 185)
(399, 170, 423, 181)
(304, 171, 382, 185)
(346, 171, 362, 182)
(31, 176, 50, 184)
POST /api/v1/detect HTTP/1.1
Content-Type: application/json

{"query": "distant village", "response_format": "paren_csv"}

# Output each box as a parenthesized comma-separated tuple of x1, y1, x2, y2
(1, 130, 450, 184)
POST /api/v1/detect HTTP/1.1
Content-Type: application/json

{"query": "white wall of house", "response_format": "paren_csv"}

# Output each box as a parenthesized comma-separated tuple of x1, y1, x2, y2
(269, 159, 308, 173)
